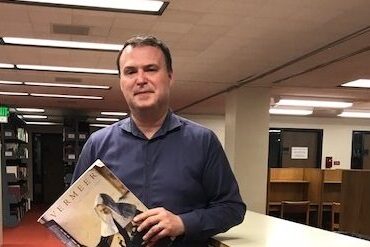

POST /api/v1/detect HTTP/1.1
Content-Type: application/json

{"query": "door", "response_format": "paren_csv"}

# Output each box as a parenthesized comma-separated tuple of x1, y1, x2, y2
(33, 133, 64, 205)
(268, 128, 323, 168)
(352, 131, 370, 169)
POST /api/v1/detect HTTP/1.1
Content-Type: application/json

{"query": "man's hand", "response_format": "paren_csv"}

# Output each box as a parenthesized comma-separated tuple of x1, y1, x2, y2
(133, 207, 185, 246)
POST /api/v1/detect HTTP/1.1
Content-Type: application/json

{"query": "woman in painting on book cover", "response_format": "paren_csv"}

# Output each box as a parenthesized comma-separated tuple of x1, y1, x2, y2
(94, 193, 145, 247)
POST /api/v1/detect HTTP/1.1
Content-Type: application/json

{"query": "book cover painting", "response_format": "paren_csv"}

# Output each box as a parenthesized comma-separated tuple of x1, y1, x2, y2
(37, 159, 149, 247)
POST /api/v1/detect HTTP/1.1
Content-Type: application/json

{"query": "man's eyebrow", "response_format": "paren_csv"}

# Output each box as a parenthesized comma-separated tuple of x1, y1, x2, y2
(123, 66, 136, 70)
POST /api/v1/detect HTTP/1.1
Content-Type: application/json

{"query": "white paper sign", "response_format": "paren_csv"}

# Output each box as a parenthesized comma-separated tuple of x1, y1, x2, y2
(291, 147, 308, 159)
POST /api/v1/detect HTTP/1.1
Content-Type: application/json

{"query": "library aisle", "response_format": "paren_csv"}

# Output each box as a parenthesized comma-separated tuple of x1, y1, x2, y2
(3, 204, 63, 246)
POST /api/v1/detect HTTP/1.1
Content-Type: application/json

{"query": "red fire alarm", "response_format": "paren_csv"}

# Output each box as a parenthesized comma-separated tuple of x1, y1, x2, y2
(325, 157, 333, 168)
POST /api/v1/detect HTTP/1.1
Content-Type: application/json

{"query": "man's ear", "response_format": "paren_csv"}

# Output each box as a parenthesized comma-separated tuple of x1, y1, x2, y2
(168, 72, 174, 86)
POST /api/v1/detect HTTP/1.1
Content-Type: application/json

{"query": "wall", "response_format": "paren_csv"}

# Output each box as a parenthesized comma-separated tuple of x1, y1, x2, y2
(181, 114, 225, 147)
(185, 114, 370, 170)
(270, 115, 370, 169)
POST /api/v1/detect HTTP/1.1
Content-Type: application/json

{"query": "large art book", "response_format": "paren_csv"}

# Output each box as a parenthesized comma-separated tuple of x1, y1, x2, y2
(38, 159, 172, 247)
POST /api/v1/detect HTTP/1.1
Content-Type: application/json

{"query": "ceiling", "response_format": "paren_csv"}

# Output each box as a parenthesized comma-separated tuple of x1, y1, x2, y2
(0, 0, 369, 124)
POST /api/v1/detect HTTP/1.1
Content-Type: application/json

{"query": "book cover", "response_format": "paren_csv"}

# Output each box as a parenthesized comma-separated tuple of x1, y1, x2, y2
(38, 159, 172, 247)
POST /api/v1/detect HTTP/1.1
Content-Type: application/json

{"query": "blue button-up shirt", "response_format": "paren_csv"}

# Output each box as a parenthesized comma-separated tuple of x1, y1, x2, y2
(72, 112, 246, 246)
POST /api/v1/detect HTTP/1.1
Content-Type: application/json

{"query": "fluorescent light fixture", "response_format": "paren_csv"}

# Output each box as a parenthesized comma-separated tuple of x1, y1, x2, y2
(0, 63, 15, 69)
(17, 64, 118, 75)
(338, 111, 370, 118)
(9, 0, 167, 13)
(16, 108, 45, 112)
(2, 37, 122, 51)
(269, 108, 313, 116)
(269, 129, 281, 133)
(101, 111, 128, 116)
(341, 79, 370, 88)
(21, 115, 47, 119)
(90, 123, 109, 128)
(0, 80, 23, 85)
(24, 81, 110, 89)
(25, 121, 62, 125)
(30, 93, 103, 100)
(0, 91, 28, 96)
(276, 99, 352, 108)
(96, 117, 119, 122)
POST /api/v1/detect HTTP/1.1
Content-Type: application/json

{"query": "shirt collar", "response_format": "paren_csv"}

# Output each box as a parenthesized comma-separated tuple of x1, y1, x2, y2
(118, 111, 182, 139)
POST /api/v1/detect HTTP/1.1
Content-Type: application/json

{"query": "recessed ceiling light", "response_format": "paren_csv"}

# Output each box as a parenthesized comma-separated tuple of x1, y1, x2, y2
(276, 99, 352, 108)
(96, 117, 120, 122)
(0, 63, 15, 69)
(8, 0, 168, 14)
(24, 81, 110, 89)
(269, 108, 313, 116)
(101, 111, 128, 116)
(341, 79, 370, 88)
(2, 37, 122, 51)
(0, 80, 23, 85)
(21, 115, 47, 119)
(338, 111, 370, 118)
(90, 123, 109, 128)
(16, 108, 45, 112)
(25, 121, 62, 125)
(0, 91, 28, 96)
(17, 64, 118, 75)
(30, 93, 103, 100)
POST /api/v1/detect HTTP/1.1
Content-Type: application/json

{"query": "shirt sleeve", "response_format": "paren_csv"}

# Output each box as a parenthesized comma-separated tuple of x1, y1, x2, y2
(71, 136, 95, 183)
(178, 132, 246, 241)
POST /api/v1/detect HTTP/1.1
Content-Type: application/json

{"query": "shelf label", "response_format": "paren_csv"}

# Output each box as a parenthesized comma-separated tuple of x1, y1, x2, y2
(0, 116, 8, 123)
(5, 131, 12, 137)
(68, 154, 76, 160)
(79, 134, 86, 139)
(67, 133, 75, 139)
(5, 151, 13, 157)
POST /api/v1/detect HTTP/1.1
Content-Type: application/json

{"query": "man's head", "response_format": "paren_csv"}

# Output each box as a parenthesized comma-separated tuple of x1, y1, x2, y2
(116, 35, 172, 77)
(117, 35, 174, 116)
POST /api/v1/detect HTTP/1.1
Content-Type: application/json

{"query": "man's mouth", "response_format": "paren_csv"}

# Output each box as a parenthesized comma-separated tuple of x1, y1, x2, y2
(134, 90, 153, 96)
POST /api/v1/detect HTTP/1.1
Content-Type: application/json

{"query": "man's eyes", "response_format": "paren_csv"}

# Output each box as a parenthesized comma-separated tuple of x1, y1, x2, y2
(145, 66, 158, 72)
(123, 66, 158, 75)
(124, 69, 136, 75)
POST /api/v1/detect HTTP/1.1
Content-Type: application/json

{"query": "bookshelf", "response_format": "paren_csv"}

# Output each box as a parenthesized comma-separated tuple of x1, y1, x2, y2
(1, 114, 31, 227)
(62, 119, 89, 188)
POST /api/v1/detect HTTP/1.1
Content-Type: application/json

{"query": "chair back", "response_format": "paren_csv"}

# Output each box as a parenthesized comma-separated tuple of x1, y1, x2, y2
(281, 200, 310, 225)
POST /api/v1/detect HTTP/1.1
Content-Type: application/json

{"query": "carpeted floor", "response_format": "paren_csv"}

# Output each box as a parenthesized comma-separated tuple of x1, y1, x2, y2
(3, 205, 64, 247)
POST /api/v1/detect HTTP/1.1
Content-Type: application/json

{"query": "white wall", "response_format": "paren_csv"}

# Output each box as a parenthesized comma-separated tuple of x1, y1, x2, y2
(183, 114, 370, 170)
(270, 116, 370, 169)
(181, 114, 225, 148)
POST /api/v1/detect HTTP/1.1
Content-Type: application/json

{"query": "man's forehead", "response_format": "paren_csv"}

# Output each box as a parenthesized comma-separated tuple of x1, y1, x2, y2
(120, 45, 164, 66)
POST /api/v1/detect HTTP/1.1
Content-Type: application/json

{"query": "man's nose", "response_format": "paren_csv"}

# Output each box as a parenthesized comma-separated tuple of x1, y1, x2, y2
(136, 70, 147, 84)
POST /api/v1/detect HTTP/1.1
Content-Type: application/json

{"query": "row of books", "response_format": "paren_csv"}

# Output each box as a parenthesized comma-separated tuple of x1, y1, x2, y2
(4, 143, 29, 159)
(6, 165, 27, 180)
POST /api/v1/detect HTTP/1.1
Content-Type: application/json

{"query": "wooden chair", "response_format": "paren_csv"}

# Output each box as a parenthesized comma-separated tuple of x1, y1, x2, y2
(280, 201, 310, 225)
(331, 202, 340, 231)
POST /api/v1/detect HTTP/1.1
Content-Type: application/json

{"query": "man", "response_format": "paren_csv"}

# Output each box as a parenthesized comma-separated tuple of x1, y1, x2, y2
(72, 35, 246, 247)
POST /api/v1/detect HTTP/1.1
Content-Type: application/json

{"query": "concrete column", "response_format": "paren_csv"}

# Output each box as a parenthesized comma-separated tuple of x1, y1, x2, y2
(225, 86, 270, 213)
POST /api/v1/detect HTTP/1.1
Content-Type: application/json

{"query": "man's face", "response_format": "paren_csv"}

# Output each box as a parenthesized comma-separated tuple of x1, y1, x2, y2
(119, 45, 173, 112)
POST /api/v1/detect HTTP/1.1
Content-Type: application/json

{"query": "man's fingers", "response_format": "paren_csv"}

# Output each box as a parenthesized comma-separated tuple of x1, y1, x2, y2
(136, 215, 160, 232)
(133, 208, 162, 223)
(144, 225, 168, 245)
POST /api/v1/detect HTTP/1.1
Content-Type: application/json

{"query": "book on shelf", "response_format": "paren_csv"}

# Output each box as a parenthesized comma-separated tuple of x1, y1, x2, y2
(38, 159, 173, 247)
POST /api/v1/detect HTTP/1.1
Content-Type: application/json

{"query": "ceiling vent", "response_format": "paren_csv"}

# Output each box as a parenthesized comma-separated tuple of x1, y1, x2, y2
(51, 24, 90, 36)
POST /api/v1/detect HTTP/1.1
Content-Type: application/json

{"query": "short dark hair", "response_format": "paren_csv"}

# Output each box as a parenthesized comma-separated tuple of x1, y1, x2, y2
(116, 35, 173, 77)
